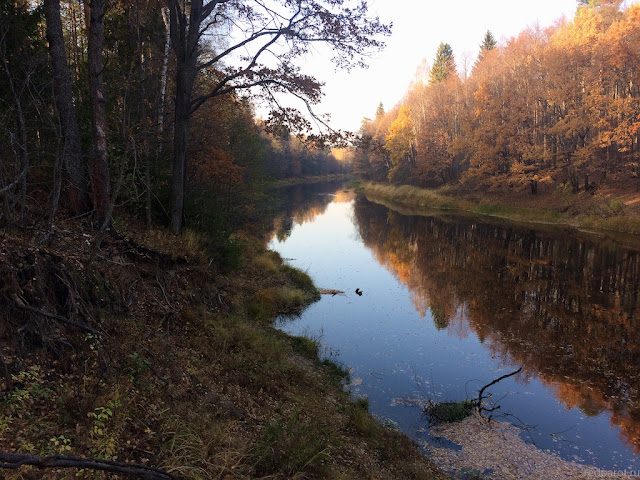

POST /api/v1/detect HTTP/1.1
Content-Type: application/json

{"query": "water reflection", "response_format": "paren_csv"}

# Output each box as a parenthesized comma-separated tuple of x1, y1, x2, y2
(265, 181, 353, 242)
(268, 183, 640, 470)
(353, 196, 640, 453)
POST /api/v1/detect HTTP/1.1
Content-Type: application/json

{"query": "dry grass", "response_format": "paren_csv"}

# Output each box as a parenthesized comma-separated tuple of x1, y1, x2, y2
(363, 181, 640, 236)
(0, 218, 449, 480)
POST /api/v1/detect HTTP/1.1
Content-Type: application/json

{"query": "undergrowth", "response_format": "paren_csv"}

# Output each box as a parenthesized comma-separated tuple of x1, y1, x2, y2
(0, 217, 448, 480)
(423, 400, 476, 425)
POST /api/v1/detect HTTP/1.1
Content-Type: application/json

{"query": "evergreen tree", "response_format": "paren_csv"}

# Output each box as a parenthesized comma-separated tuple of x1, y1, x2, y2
(478, 30, 497, 60)
(429, 43, 455, 83)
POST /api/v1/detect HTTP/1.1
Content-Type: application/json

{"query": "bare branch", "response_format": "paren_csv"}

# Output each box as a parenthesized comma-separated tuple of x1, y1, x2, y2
(12, 298, 102, 336)
(0, 166, 27, 195)
(0, 451, 175, 480)
(477, 367, 522, 416)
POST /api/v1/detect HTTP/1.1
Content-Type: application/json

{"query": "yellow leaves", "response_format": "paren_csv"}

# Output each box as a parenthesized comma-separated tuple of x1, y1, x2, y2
(384, 105, 416, 182)
(385, 105, 414, 158)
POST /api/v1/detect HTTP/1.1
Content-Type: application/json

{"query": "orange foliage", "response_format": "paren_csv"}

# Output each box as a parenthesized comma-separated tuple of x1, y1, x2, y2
(356, 3, 640, 192)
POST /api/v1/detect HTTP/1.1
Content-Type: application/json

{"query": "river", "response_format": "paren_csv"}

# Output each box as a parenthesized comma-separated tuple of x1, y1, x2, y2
(266, 182, 640, 477)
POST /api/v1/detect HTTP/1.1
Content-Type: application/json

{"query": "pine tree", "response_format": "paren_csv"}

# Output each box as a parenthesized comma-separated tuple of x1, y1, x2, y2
(429, 43, 455, 83)
(478, 30, 497, 61)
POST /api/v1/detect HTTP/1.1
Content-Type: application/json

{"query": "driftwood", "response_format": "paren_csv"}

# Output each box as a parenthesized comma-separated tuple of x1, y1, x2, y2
(318, 288, 345, 296)
(0, 452, 175, 479)
(477, 367, 523, 417)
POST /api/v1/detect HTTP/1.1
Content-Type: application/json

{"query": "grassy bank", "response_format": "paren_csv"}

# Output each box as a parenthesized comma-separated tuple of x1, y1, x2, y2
(271, 173, 355, 187)
(361, 181, 640, 236)
(0, 219, 448, 479)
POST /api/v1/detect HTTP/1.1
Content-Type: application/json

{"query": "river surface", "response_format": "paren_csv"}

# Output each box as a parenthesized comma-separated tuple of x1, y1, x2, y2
(266, 182, 640, 475)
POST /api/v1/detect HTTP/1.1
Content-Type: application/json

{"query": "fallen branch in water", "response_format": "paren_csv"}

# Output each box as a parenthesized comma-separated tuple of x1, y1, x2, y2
(0, 452, 175, 479)
(318, 288, 345, 296)
(477, 367, 522, 417)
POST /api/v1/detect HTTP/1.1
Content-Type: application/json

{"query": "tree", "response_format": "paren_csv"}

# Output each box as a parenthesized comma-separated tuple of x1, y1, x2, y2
(386, 105, 415, 183)
(44, 0, 89, 215)
(477, 30, 497, 62)
(85, 0, 111, 226)
(429, 42, 455, 83)
(0, 0, 50, 223)
(167, 0, 391, 234)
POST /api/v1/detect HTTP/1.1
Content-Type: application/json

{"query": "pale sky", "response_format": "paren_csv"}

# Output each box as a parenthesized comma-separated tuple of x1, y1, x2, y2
(245, 0, 638, 134)
(307, 0, 581, 132)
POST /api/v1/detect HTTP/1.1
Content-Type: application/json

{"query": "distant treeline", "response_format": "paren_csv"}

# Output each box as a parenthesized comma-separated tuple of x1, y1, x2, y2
(354, 1, 640, 194)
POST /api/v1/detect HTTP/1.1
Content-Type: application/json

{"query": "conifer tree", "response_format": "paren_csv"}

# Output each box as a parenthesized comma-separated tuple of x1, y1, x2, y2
(478, 30, 497, 61)
(429, 43, 455, 83)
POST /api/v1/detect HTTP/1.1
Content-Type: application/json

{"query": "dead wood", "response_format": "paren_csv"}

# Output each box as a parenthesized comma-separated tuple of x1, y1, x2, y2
(0, 451, 175, 479)
(477, 367, 522, 417)
(318, 288, 345, 295)
(14, 301, 102, 337)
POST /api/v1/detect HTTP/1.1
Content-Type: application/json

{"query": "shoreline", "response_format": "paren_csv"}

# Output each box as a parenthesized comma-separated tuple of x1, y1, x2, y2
(361, 181, 640, 248)
(0, 218, 450, 479)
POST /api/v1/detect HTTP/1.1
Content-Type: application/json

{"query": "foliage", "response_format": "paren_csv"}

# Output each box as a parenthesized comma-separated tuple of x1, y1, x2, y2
(429, 42, 456, 83)
(355, 4, 640, 199)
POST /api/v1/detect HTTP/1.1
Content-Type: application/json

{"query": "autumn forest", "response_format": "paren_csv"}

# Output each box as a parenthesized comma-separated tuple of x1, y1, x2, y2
(2, 0, 640, 476)
(2, 0, 640, 234)
(355, 0, 640, 197)
(1, 0, 380, 237)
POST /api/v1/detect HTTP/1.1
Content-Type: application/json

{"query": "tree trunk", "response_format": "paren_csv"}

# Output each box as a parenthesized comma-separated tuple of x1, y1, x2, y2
(168, 0, 202, 234)
(0, 44, 28, 223)
(86, 0, 111, 226)
(158, 7, 170, 139)
(44, 0, 89, 216)
(170, 62, 197, 234)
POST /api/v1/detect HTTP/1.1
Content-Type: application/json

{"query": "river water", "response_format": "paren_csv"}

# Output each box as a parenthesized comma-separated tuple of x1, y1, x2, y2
(266, 182, 640, 475)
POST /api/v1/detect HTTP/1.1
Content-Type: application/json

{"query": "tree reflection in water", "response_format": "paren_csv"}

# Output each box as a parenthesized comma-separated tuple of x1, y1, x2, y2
(353, 196, 640, 453)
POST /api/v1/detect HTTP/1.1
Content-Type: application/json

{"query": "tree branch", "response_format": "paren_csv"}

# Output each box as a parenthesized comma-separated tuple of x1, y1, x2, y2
(0, 452, 175, 480)
(477, 367, 522, 416)
(13, 298, 102, 336)
(0, 166, 27, 195)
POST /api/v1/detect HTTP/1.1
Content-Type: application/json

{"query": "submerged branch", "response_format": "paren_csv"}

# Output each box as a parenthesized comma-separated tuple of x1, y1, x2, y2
(477, 367, 522, 417)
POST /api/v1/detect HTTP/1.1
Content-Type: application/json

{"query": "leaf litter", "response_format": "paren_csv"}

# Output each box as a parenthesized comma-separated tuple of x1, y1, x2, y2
(426, 413, 636, 479)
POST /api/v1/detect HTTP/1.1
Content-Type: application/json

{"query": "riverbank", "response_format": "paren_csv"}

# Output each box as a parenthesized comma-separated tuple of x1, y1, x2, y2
(0, 218, 449, 479)
(271, 173, 356, 187)
(361, 181, 640, 237)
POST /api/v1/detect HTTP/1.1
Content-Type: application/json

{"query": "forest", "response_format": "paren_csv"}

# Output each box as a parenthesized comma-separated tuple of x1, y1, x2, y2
(0, 0, 373, 238)
(353, 0, 640, 197)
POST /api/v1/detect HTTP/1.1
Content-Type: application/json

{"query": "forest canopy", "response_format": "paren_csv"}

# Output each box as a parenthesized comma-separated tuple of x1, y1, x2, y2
(353, 0, 640, 195)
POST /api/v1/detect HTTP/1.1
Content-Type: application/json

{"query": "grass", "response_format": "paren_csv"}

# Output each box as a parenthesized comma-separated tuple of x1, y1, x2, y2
(0, 218, 450, 479)
(363, 181, 640, 236)
(423, 400, 476, 425)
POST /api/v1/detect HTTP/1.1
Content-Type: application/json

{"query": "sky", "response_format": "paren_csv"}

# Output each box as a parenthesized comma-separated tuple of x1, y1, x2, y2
(294, 0, 584, 133)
